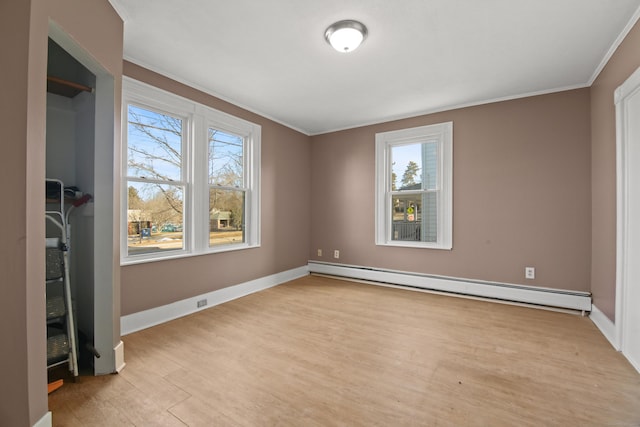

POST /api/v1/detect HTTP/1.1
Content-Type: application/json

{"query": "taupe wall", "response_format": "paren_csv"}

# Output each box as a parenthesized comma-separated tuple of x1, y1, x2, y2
(310, 89, 592, 292)
(0, 2, 38, 424)
(120, 62, 311, 315)
(590, 19, 640, 321)
(0, 0, 122, 425)
(1, 2, 636, 423)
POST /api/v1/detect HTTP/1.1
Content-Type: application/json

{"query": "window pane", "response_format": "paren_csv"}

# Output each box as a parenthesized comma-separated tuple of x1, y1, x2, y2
(391, 193, 437, 243)
(127, 182, 184, 255)
(391, 144, 422, 190)
(422, 141, 438, 190)
(422, 192, 437, 242)
(209, 128, 243, 187)
(391, 194, 422, 241)
(391, 141, 438, 191)
(127, 105, 182, 181)
(209, 188, 245, 247)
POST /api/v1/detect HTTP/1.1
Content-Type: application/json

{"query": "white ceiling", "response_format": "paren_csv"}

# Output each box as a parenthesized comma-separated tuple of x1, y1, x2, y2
(111, 0, 640, 135)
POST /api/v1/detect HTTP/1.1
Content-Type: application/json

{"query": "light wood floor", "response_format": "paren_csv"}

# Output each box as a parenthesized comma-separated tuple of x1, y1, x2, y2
(49, 275, 640, 426)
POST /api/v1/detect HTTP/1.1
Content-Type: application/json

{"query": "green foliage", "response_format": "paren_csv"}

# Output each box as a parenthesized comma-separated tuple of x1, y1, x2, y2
(401, 161, 420, 188)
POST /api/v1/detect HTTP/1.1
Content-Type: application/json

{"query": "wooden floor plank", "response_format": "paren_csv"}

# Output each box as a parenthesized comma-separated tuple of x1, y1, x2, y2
(50, 275, 640, 426)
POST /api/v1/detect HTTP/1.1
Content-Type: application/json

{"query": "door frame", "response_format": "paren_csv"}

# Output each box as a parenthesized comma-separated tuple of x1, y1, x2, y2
(49, 21, 121, 375)
(615, 64, 640, 373)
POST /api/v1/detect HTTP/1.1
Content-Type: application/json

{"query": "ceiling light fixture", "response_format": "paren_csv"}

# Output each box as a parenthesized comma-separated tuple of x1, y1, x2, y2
(324, 20, 368, 53)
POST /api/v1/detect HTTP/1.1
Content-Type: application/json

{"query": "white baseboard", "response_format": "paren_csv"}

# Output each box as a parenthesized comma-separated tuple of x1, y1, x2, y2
(589, 304, 620, 350)
(308, 261, 592, 312)
(114, 340, 126, 372)
(121, 265, 309, 335)
(33, 411, 52, 427)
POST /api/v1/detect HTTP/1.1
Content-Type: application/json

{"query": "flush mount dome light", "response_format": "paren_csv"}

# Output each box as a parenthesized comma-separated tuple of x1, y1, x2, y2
(324, 20, 368, 53)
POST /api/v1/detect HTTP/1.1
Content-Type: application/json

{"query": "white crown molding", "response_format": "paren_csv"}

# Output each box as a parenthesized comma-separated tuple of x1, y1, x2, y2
(588, 4, 640, 85)
(310, 83, 589, 136)
(123, 57, 312, 136)
(108, 0, 131, 22)
(125, 52, 591, 137)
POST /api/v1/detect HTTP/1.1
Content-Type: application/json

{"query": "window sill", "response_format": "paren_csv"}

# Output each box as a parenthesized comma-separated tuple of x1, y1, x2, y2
(121, 242, 260, 266)
(376, 241, 452, 250)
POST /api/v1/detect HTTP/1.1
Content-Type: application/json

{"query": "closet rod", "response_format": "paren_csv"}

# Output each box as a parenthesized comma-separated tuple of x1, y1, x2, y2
(47, 76, 93, 93)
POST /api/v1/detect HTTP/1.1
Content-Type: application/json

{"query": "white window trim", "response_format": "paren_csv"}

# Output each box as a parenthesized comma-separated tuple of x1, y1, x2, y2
(121, 77, 261, 265)
(375, 122, 453, 250)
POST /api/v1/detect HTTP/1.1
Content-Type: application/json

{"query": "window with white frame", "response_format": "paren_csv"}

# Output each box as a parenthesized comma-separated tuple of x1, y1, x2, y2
(122, 78, 260, 263)
(375, 122, 452, 249)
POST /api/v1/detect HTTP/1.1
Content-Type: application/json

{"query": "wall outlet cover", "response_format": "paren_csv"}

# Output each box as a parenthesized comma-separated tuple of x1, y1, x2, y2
(525, 267, 535, 280)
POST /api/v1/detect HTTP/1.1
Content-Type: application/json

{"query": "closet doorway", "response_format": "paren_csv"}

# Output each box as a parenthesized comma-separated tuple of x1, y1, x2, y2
(46, 22, 119, 376)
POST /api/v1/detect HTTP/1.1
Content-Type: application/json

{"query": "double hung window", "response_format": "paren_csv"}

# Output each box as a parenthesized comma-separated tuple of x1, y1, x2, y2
(375, 122, 453, 249)
(122, 78, 260, 263)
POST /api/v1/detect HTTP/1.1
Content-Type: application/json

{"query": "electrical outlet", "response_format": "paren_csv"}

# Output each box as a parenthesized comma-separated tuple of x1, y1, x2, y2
(197, 299, 208, 308)
(525, 267, 535, 280)
(317, 249, 322, 257)
(334, 250, 340, 259)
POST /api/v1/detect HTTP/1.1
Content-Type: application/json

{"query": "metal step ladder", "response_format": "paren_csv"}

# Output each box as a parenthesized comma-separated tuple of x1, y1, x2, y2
(45, 179, 79, 377)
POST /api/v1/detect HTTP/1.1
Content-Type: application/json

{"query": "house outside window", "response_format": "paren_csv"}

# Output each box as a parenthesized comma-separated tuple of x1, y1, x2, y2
(122, 78, 261, 264)
(375, 122, 453, 250)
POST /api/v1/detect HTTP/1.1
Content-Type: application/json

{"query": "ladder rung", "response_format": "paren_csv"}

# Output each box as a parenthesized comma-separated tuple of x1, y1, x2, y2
(46, 333, 69, 364)
(45, 248, 64, 280)
(46, 295, 66, 320)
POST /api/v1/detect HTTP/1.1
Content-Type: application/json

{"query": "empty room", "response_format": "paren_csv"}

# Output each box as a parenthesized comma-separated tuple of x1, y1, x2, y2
(4, 0, 640, 426)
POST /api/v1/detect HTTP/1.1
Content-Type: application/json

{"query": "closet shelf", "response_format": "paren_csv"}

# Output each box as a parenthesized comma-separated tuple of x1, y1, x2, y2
(47, 76, 93, 98)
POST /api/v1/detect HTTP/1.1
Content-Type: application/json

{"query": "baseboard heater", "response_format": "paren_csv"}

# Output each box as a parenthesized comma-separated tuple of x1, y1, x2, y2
(307, 261, 592, 313)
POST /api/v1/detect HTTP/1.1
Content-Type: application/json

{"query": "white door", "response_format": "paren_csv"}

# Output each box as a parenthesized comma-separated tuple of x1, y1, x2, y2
(616, 65, 640, 373)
